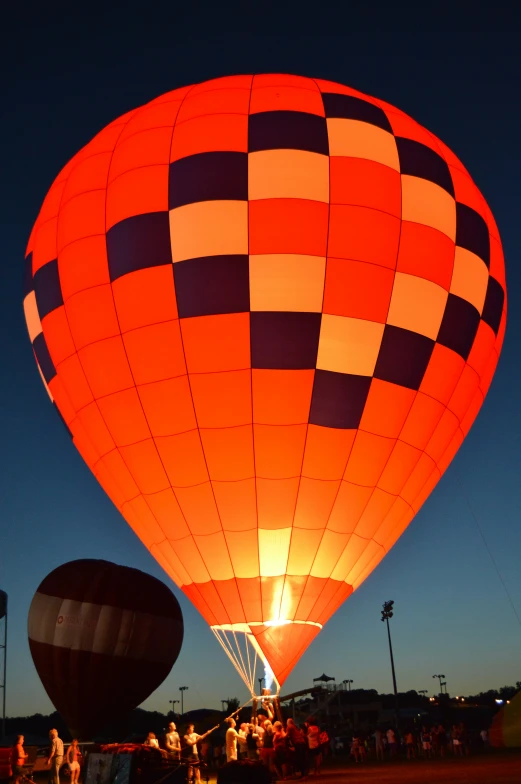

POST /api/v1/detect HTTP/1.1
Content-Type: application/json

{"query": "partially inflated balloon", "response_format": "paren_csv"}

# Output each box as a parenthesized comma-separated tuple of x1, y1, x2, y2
(28, 560, 183, 737)
(490, 691, 521, 748)
(24, 74, 506, 689)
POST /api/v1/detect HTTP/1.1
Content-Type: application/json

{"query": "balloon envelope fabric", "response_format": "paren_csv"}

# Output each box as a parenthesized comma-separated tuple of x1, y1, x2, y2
(24, 74, 506, 689)
(28, 559, 184, 738)
(490, 690, 521, 748)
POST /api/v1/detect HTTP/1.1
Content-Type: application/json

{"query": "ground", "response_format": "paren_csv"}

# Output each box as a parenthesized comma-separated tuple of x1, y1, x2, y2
(206, 751, 521, 783)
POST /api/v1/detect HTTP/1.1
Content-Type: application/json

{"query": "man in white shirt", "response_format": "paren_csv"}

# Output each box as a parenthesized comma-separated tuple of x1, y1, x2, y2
(225, 718, 239, 763)
(184, 725, 201, 783)
(47, 729, 64, 784)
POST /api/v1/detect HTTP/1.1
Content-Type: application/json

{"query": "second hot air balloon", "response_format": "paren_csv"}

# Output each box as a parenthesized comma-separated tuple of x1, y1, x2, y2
(28, 560, 184, 738)
(23, 74, 506, 697)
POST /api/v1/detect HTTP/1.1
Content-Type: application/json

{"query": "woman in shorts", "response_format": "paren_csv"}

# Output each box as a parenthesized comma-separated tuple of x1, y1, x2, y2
(421, 727, 432, 758)
(66, 739, 81, 784)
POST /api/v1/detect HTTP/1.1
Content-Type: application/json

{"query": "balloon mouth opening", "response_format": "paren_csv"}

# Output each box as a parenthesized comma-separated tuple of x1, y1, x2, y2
(211, 623, 285, 697)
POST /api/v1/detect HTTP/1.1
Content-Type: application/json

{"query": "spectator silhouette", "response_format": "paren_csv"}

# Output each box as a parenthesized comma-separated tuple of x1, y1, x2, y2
(217, 759, 271, 783)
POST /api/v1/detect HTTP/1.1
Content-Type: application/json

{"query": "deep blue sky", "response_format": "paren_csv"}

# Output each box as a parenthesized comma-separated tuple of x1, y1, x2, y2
(2, 9, 520, 717)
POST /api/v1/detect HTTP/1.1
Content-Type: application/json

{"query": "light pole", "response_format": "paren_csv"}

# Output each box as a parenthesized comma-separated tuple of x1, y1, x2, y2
(179, 686, 188, 715)
(0, 591, 6, 741)
(432, 674, 446, 696)
(169, 699, 179, 715)
(381, 600, 399, 729)
(258, 677, 265, 695)
(221, 700, 227, 712)
(342, 679, 354, 726)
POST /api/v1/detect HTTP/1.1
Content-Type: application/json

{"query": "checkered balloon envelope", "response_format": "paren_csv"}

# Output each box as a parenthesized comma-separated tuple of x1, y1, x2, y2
(23, 74, 506, 696)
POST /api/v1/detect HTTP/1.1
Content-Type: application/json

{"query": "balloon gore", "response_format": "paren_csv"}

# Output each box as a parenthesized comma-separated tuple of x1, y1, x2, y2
(28, 560, 184, 738)
(23, 74, 506, 689)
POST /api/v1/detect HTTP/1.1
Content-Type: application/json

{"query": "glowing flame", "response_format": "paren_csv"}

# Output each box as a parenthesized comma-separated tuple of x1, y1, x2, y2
(264, 659, 275, 692)
(263, 619, 292, 627)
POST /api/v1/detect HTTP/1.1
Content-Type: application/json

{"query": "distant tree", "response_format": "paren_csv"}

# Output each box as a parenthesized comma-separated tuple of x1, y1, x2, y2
(223, 698, 240, 714)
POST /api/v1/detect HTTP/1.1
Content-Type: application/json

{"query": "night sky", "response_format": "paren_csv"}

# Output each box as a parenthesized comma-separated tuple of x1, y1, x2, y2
(2, 8, 521, 717)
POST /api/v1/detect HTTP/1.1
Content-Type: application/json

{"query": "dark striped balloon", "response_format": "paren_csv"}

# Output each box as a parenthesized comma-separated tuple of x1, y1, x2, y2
(28, 559, 183, 738)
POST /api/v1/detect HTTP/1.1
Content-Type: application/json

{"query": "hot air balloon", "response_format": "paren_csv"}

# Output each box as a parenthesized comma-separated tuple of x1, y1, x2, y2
(23, 74, 506, 700)
(28, 560, 184, 738)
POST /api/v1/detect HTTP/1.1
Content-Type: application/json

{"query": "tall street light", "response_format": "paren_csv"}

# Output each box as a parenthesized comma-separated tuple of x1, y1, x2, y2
(432, 674, 446, 696)
(342, 679, 354, 726)
(169, 699, 179, 715)
(381, 600, 399, 729)
(0, 590, 7, 742)
(179, 686, 189, 715)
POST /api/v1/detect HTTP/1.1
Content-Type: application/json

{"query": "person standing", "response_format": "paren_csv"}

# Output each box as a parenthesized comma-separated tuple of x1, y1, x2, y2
(421, 726, 432, 758)
(225, 718, 239, 763)
(184, 724, 202, 783)
(272, 721, 288, 781)
(451, 725, 462, 757)
(480, 728, 489, 749)
(260, 721, 275, 774)
(438, 724, 447, 758)
(287, 718, 308, 778)
(165, 722, 181, 761)
(319, 727, 330, 758)
(373, 728, 384, 761)
(405, 730, 416, 759)
(47, 729, 64, 784)
(237, 723, 248, 760)
(255, 716, 265, 751)
(11, 735, 28, 784)
(386, 727, 397, 757)
(246, 725, 259, 760)
(66, 740, 81, 784)
(351, 733, 362, 763)
(212, 742, 222, 770)
(431, 725, 440, 756)
(306, 722, 322, 776)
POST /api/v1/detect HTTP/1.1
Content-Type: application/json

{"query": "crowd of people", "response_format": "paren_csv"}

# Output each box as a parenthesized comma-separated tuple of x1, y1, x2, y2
(9, 729, 81, 784)
(339, 722, 488, 762)
(6, 715, 492, 784)
(142, 709, 329, 781)
(222, 713, 329, 780)
(144, 712, 330, 781)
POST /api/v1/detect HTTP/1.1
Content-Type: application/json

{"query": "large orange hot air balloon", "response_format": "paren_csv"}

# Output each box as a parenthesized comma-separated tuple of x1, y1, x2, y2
(23, 74, 506, 696)
(28, 560, 184, 737)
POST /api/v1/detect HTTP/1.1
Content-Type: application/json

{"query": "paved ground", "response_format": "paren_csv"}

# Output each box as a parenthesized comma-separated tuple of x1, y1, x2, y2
(206, 751, 521, 782)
